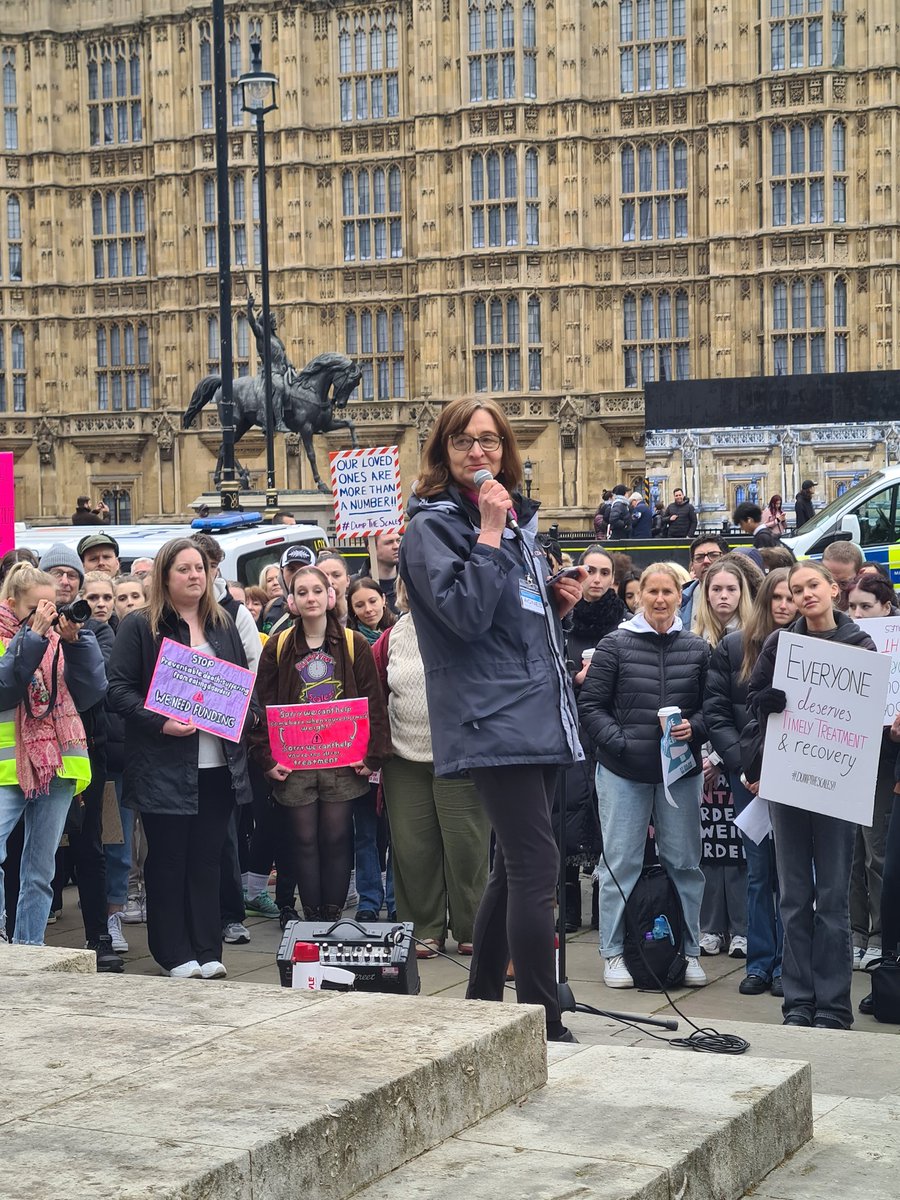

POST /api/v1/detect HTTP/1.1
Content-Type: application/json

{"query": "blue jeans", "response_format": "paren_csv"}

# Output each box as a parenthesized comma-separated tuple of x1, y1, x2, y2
(353, 788, 394, 915)
(103, 775, 134, 907)
(595, 763, 704, 958)
(770, 801, 854, 1028)
(730, 773, 782, 982)
(0, 777, 75, 944)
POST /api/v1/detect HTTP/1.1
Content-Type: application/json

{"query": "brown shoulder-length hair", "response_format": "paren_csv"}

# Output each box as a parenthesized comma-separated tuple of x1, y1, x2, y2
(146, 537, 228, 637)
(414, 397, 524, 499)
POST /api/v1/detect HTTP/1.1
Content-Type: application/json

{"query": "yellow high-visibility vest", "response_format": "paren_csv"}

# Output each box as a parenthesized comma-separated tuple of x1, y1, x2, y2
(0, 640, 92, 791)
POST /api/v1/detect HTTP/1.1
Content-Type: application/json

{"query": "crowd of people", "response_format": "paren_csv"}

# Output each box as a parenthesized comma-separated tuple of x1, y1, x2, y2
(1, 437, 896, 1035)
(592, 479, 821, 543)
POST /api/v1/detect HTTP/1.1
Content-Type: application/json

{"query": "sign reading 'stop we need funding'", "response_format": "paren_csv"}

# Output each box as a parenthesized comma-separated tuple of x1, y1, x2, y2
(329, 446, 403, 539)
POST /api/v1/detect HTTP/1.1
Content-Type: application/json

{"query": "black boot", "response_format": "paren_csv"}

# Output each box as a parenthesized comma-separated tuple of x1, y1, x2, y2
(564, 879, 582, 933)
(321, 905, 343, 923)
(302, 906, 320, 922)
(87, 933, 124, 974)
(279, 906, 301, 930)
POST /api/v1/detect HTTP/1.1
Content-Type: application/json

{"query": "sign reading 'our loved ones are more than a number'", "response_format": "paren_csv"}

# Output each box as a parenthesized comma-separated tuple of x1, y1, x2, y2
(759, 632, 890, 826)
(145, 638, 255, 743)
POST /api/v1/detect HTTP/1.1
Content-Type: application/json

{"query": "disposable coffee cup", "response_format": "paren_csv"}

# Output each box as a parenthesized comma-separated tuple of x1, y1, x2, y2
(582, 648, 596, 664)
(658, 705, 681, 732)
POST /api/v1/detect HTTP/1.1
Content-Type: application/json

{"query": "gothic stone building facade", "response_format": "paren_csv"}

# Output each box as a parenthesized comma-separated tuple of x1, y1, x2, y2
(0, 0, 897, 525)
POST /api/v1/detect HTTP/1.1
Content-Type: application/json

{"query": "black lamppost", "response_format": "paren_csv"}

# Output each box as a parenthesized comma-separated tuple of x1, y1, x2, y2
(240, 41, 279, 519)
(523, 458, 533, 499)
(212, 0, 238, 511)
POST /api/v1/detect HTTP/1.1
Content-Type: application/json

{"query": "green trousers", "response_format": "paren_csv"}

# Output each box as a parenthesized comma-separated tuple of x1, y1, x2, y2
(381, 756, 491, 944)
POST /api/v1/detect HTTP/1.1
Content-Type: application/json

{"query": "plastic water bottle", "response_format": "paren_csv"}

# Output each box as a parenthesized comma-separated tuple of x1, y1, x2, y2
(652, 915, 674, 945)
(291, 941, 323, 990)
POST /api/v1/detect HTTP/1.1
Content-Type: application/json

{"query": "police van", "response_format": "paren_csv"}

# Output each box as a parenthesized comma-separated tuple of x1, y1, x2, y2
(783, 466, 900, 579)
(15, 513, 329, 586)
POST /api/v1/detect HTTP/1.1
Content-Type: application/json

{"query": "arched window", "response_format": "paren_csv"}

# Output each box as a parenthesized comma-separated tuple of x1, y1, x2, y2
(340, 8, 399, 120)
(618, 0, 686, 92)
(3, 49, 18, 150)
(207, 314, 220, 371)
(346, 306, 405, 399)
(623, 287, 690, 387)
(7, 195, 21, 280)
(343, 166, 403, 261)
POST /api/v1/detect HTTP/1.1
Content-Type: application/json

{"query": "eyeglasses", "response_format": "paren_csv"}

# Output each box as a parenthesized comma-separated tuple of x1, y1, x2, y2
(49, 569, 81, 581)
(692, 550, 723, 563)
(448, 433, 504, 453)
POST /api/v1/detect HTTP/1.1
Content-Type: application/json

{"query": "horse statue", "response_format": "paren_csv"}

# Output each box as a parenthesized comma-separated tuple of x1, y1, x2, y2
(182, 352, 362, 494)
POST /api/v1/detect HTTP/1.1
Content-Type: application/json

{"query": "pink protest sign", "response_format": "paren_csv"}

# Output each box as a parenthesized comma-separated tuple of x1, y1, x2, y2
(145, 637, 254, 743)
(267, 699, 370, 770)
(0, 453, 14, 555)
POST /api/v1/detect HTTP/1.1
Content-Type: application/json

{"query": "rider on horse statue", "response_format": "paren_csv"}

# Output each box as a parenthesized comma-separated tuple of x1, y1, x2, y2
(246, 294, 296, 433)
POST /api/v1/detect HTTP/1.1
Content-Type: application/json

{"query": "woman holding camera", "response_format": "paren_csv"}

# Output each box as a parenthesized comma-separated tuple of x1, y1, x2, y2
(0, 564, 106, 943)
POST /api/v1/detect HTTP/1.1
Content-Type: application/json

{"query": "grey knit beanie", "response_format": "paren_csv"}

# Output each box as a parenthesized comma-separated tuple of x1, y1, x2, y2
(38, 543, 85, 581)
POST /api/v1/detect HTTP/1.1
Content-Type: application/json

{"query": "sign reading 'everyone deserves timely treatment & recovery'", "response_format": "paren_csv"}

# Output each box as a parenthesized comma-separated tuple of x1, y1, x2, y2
(145, 638, 255, 743)
(759, 631, 890, 826)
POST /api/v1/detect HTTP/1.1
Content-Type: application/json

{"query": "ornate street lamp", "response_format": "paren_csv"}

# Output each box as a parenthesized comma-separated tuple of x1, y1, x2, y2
(523, 458, 533, 499)
(240, 41, 279, 518)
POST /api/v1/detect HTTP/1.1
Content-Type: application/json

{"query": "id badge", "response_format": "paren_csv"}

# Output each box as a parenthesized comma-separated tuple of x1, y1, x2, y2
(518, 578, 544, 614)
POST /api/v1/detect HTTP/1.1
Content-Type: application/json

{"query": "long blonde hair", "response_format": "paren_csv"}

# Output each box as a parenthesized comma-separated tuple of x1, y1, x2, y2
(692, 559, 755, 649)
(145, 538, 227, 637)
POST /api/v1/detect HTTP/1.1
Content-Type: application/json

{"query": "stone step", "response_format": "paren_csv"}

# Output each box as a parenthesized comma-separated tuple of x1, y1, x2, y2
(351, 1043, 813, 1200)
(750, 1094, 900, 1200)
(3, 944, 96, 974)
(0, 971, 545, 1200)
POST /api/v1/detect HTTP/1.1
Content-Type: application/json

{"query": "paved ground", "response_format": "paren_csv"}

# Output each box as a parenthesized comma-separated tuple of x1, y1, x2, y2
(38, 879, 900, 1199)
(45, 878, 889, 1035)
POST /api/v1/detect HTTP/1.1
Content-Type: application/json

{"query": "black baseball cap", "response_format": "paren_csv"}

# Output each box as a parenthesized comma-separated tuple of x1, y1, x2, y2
(279, 544, 316, 570)
(801, 479, 817, 489)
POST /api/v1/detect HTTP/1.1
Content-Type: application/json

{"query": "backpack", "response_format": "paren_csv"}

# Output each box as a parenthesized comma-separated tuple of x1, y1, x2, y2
(622, 863, 687, 990)
(607, 497, 632, 539)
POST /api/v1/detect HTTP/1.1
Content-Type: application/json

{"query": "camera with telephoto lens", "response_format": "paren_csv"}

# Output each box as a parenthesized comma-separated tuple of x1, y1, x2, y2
(54, 598, 92, 625)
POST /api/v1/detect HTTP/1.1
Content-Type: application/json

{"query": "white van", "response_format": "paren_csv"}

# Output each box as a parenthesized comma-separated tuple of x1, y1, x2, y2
(783, 466, 900, 577)
(16, 514, 329, 586)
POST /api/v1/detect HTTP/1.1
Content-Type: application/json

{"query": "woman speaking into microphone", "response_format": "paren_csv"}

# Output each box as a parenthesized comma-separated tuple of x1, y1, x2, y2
(399, 397, 584, 1042)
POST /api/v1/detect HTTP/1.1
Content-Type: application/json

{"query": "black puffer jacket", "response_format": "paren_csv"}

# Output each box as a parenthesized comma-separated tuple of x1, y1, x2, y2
(703, 631, 750, 774)
(578, 612, 710, 783)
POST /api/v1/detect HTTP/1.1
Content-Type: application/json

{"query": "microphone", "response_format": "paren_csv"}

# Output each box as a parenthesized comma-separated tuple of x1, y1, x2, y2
(473, 469, 522, 539)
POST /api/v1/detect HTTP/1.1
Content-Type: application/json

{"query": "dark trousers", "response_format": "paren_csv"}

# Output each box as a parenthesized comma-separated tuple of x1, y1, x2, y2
(219, 810, 245, 927)
(142, 768, 233, 971)
(771, 802, 854, 1028)
(67, 769, 108, 943)
(882, 797, 900, 957)
(466, 765, 561, 1029)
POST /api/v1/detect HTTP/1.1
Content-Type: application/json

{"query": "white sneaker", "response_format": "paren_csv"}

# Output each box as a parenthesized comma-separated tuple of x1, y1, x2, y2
(165, 960, 202, 979)
(852, 945, 865, 970)
(728, 935, 747, 959)
(603, 954, 634, 989)
(860, 945, 882, 970)
(222, 922, 251, 944)
(122, 895, 145, 924)
(699, 932, 722, 956)
(106, 912, 129, 953)
(200, 960, 227, 979)
(684, 956, 708, 987)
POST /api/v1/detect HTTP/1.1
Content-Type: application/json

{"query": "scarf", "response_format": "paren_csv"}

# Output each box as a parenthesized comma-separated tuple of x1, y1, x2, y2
(0, 604, 88, 798)
(568, 590, 626, 645)
(355, 622, 382, 646)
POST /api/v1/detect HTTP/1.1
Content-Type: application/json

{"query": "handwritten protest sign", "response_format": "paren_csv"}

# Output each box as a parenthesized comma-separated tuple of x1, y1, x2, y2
(267, 699, 370, 770)
(701, 770, 746, 863)
(759, 631, 890, 825)
(854, 616, 900, 724)
(329, 446, 403, 539)
(145, 638, 254, 743)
